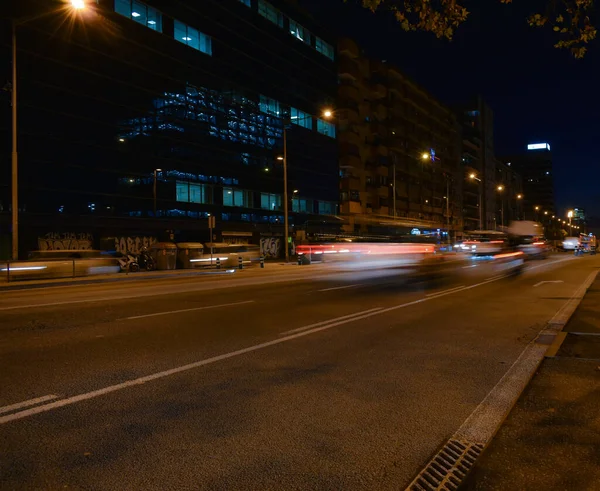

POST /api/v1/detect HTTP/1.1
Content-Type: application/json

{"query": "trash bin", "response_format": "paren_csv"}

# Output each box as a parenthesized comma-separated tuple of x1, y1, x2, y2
(151, 242, 178, 270)
(176, 242, 204, 269)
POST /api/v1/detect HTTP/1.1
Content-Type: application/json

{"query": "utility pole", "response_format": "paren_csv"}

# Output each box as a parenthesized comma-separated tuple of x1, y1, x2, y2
(283, 127, 289, 263)
(11, 20, 18, 260)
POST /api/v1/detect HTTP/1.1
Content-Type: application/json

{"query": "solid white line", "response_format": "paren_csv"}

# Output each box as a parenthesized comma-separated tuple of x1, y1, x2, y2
(0, 395, 58, 415)
(317, 284, 360, 292)
(0, 269, 551, 426)
(462, 264, 477, 269)
(425, 285, 465, 297)
(279, 308, 383, 336)
(121, 300, 255, 321)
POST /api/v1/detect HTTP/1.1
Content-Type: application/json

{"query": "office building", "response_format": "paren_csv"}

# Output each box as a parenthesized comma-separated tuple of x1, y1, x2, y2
(0, 0, 338, 257)
(502, 143, 555, 220)
(337, 38, 462, 236)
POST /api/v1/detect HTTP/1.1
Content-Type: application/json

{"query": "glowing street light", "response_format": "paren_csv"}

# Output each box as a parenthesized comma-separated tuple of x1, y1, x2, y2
(497, 185, 504, 192)
(517, 194, 523, 199)
(535, 206, 540, 211)
(322, 109, 334, 119)
(421, 152, 430, 161)
(10, 0, 88, 260)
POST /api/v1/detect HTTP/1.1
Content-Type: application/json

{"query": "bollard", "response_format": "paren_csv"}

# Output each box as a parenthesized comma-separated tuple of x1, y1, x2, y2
(297, 255, 302, 266)
(73, 259, 76, 278)
(6, 262, 9, 283)
(260, 256, 265, 268)
(216, 257, 221, 269)
(238, 256, 243, 270)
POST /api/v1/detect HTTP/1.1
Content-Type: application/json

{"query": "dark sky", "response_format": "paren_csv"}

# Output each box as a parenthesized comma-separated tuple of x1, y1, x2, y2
(299, 0, 600, 218)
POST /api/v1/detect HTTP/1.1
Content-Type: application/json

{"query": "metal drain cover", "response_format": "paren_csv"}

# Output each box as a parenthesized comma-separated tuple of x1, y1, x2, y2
(406, 439, 484, 491)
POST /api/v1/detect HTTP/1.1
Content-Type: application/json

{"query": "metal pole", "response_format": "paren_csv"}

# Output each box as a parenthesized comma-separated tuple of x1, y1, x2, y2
(153, 169, 157, 216)
(209, 216, 213, 265)
(283, 127, 289, 263)
(11, 20, 19, 261)
(478, 185, 483, 230)
(501, 199, 504, 228)
(446, 177, 450, 244)
(392, 159, 396, 218)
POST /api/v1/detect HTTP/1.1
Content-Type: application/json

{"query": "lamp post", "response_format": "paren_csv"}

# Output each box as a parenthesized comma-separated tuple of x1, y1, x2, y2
(10, 0, 86, 260)
(422, 152, 450, 243)
(153, 168, 162, 216)
(516, 194, 523, 221)
(468, 173, 483, 229)
(567, 210, 574, 235)
(277, 108, 333, 262)
(496, 185, 505, 228)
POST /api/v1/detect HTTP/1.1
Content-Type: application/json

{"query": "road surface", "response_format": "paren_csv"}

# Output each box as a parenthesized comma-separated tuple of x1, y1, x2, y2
(1, 254, 598, 490)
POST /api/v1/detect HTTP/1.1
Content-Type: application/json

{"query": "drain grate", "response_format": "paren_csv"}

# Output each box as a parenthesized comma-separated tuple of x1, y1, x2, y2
(406, 439, 484, 491)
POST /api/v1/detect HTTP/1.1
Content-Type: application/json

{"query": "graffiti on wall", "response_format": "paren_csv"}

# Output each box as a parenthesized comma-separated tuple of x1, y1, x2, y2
(114, 236, 157, 255)
(260, 237, 281, 258)
(38, 232, 93, 251)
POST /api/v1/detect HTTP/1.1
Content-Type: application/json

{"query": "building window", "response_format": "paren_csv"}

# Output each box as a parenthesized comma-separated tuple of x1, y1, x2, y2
(258, 0, 284, 27)
(289, 20, 311, 45)
(292, 198, 310, 213)
(176, 181, 208, 203)
(174, 20, 212, 55)
(290, 107, 312, 129)
(115, 0, 162, 32)
(223, 187, 248, 207)
(318, 201, 334, 215)
(238, 0, 251, 6)
(261, 192, 281, 210)
(315, 36, 334, 60)
(259, 95, 280, 116)
(317, 119, 336, 138)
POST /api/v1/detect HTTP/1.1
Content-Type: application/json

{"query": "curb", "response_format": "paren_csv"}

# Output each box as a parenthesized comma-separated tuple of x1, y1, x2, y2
(405, 268, 599, 491)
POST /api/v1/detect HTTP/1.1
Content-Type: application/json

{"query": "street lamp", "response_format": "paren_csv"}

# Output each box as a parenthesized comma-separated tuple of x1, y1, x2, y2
(567, 210, 574, 235)
(153, 168, 162, 216)
(10, 1, 87, 260)
(468, 173, 483, 229)
(422, 151, 450, 242)
(496, 185, 505, 228)
(278, 108, 332, 262)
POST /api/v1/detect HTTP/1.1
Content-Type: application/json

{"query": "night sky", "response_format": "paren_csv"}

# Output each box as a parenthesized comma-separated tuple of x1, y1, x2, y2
(300, 0, 600, 220)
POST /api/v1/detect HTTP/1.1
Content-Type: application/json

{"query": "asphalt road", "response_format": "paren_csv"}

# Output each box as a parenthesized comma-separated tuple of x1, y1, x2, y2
(1, 254, 598, 490)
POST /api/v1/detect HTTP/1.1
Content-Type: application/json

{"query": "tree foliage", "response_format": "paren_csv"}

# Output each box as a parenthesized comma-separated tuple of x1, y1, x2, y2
(354, 0, 597, 58)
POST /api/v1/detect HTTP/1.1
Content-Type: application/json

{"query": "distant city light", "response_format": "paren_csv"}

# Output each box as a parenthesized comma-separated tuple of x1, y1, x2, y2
(527, 143, 550, 151)
(131, 11, 141, 17)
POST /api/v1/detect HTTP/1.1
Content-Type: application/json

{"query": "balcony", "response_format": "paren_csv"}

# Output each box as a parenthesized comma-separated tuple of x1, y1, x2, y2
(370, 83, 387, 100)
(337, 108, 360, 126)
(339, 84, 361, 103)
(338, 38, 360, 58)
(339, 154, 361, 170)
(340, 176, 361, 190)
(340, 201, 363, 215)
(339, 130, 361, 147)
(339, 58, 362, 81)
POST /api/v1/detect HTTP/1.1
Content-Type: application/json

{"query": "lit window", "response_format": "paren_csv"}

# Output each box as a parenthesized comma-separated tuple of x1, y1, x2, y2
(289, 20, 311, 45)
(174, 20, 212, 55)
(318, 201, 334, 215)
(238, 0, 251, 6)
(292, 198, 310, 213)
(114, 0, 162, 32)
(315, 36, 334, 60)
(258, 0, 284, 27)
(223, 187, 247, 207)
(259, 95, 280, 116)
(290, 107, 312, 129)
(317, 118, 336, 138)
(176, 181, 208, 203)
(260, 192, 281, 210)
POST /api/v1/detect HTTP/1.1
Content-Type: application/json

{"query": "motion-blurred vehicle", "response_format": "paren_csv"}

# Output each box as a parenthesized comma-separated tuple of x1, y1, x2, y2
(201, 243, 261, 267)
(507, 221, 548, 260)
(562, 237, 579, 251)
(462, 231, 507, 256)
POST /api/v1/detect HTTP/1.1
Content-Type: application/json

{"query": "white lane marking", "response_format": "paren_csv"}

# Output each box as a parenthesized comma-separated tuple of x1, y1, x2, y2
(121, 300, 255, 321)
(0, 271, 520, 426)
(317, 284, 360, 292)
(425, 285, 465, 297)
(406, 268, 599, 490)
(462, 264, 477, 269)
(533, 280, 564, 288)
(526, 256, 573, 272)
(280, 308, 383, 336)
(0, 395, 58, 415)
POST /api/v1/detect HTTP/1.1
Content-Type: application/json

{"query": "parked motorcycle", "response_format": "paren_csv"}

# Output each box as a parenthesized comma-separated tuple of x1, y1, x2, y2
(118, 252, 140, 273)
(138, 248, 156, 271)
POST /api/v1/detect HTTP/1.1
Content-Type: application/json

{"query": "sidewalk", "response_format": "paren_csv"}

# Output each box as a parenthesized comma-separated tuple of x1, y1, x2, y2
(461, 275, 600, 490)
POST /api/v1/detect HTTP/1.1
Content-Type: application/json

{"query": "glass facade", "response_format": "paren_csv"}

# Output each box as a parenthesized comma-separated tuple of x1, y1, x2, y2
(223, 188, 248, 207)
(291, 107, 312, 129)
(315, 37, 334, 60)
(115, 0, 162, 32)
(176, 181, 209, 203)
(317, 119, 336, 138)
(261, 193, 282, 210)
(174, 20, 212, 55)
(289, 20, 311, 45)
(258, 0, 284, 27)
